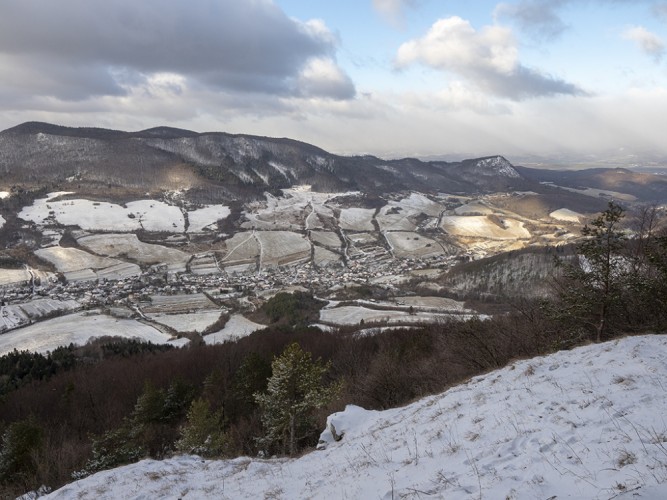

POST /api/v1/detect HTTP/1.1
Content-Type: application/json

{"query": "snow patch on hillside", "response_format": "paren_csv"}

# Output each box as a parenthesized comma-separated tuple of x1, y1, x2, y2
(186, 205, 230, 233)
(550, 208, 582, 222)
(0, 311, 173, 355)
(441, 215, 531, 239)
(203, 314, 266, 343)
(474, 156, 521, 178)
(45, 335, 667, 499)
(0, 298, 80, 333)
(19, 194, 185, 232)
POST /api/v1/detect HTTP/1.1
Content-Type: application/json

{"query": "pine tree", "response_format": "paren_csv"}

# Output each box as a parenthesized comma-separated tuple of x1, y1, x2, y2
(176, 398, 226, 458)
(255, 343, 340, 456)
(556, 201, 627, 342)
(132, 382, 166, 425)
(0, 418, 43, 485)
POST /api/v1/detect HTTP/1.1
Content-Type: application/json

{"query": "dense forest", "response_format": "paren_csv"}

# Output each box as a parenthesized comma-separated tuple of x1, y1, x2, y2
(0, 202, 666, 498)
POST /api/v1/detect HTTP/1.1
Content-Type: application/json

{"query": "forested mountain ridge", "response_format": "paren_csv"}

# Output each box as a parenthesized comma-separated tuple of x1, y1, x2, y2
(5, 122, 662, 204)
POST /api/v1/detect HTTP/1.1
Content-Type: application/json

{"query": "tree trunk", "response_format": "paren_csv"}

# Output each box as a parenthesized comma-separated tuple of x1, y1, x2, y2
(596, 303, 606, 343)
(289, 413, 296, 456)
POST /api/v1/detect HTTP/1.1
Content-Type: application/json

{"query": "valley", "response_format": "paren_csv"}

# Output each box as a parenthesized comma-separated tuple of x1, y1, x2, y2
(0, 183, 589, 354)
(1, 123, 665, 355)
(1, 123, 666, 500)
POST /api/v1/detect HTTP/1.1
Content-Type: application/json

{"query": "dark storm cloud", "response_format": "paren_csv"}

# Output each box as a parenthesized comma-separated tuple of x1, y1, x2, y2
(0, 0, 354, 101)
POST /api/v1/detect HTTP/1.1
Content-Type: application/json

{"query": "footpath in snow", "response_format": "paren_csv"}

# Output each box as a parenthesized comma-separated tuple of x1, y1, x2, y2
(45, 334, 667, 499)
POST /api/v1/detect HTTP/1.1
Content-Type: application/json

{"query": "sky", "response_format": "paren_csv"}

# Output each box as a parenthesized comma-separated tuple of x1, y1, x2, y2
(1, 0, 667, 161)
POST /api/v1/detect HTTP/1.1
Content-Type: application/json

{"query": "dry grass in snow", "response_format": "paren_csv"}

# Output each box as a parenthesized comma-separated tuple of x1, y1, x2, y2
(45, 335, 667, 499)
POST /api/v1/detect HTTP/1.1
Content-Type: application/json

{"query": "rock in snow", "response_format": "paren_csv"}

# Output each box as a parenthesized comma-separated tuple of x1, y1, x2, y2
(45, 335, 667, 499)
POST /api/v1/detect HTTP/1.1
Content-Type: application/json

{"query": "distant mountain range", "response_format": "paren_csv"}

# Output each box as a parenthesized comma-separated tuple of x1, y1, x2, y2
(1, 122, 666, 204)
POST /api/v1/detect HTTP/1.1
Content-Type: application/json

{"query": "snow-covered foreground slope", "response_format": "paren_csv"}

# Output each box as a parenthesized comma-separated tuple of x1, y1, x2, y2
(45, 335, 667, 499)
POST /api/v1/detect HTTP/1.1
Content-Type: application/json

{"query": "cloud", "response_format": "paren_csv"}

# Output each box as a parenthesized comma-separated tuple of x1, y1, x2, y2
(297, 58, 356, 100)
(497, 0, 659, 41)
(395, 17, 586, 100)
(655, 3, 667, 22)
(494, 0, 569, 41)
(623, 26, 666, 62)
(0, 0, 354, 103)
(372, 0, 419, 24)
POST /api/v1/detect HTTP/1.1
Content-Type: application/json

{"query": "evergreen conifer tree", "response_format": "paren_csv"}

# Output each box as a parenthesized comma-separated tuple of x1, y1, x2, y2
(255, 343, 340, 456)
(176, 398, 226, 457)
(557, 201, 627, 342)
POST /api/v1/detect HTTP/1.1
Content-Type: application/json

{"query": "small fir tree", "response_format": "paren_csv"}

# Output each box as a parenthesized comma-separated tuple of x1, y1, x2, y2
(176, 398, 226, 458)
(255, 343, 340, 456)
(0, 418, 43, 485)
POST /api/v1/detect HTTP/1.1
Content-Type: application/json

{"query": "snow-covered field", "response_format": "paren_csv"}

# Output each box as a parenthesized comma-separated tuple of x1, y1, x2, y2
(203, 314, 266, 343)
(19, 194, 185, 232)
(339, 207, 376, 231)
(0, 311, 174, 355)
(35, 246, 142, 281)
(35, 246, 118, 273)
(376, 193, 443, 232)
(310, 230, 341, 249)
(441, 215, 531, 240)
(0, 298, 80, 332)
(19, 193, 234, 234)
(189, 254, 220, 275)
(313, 246, 342, 267)
(454, 200, 494, 215)
(550, 208, 583, 222)
(255, 231, 311, 269)
(393, 295, 470, 312)
(146, 311, 223, 333)
(376, 206, 418, 231)
(242, 192, 308, 230)
(221, 232, 260, 266)
(0, 268, 32, 287)
(399, 192, 444, 217)
(319, 305, 463, 326)
(549, 184, 638, 202)
(187, 205, 230, 233)
(45, 335, 667, 499)
(143, 293, 217, 314)
(385, 231, 445, 259)
(77, 233, 189, 269)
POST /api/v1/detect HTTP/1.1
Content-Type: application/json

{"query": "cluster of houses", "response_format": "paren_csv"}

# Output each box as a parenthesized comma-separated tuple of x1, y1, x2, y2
(0, 249, 457, 311)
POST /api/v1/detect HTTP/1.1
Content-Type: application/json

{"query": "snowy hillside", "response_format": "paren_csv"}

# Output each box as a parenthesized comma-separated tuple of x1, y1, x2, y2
(44, 335, 667, 499)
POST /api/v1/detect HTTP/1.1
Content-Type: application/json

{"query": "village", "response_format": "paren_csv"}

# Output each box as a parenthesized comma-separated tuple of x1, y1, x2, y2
(1, 248, 455, 309)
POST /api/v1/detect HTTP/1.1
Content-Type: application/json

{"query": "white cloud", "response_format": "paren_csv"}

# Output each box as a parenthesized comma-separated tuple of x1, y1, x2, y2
(623, 26, 666, 62)
(395, 17, 585, 100)
(297, 58, 356, 100)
